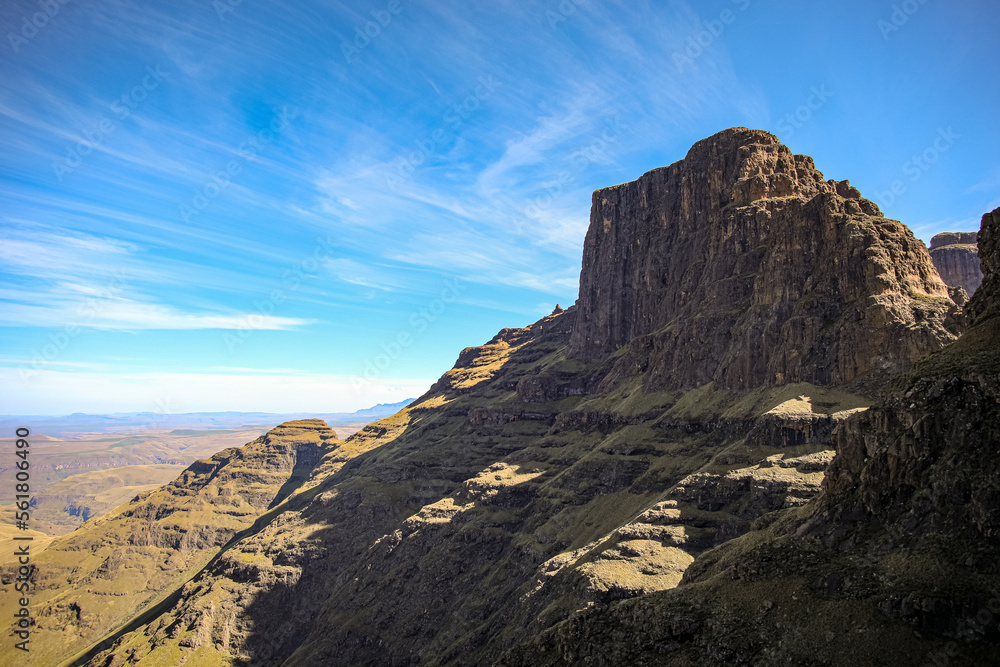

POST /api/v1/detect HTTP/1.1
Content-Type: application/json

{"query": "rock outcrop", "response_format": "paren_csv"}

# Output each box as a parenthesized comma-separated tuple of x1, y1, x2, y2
(931, 231, 983, 296)
(970, 210, 999, 324)
(569, 128, 962, 391)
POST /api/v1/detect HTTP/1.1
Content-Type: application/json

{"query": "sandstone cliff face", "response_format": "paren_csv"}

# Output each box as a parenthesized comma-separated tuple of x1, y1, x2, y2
(569, 128, 962, 391)
(503, 207, 1000, 667)
(823, 209, 999, 535)
(930, 231, 983, 297)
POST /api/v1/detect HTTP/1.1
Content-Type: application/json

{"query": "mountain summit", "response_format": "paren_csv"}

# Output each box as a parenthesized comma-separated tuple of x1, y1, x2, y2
(570, 127, 962, 390)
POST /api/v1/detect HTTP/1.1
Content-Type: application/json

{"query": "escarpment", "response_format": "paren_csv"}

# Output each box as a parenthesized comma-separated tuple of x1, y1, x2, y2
(568, 127, 962, 392)
(930, 231, 983, 297)
(9, 131, 989, 667)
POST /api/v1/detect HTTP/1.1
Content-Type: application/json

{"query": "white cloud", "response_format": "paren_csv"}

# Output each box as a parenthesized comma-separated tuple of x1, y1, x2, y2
(0, 297, 314, 331)
(0, 225, 315, 330)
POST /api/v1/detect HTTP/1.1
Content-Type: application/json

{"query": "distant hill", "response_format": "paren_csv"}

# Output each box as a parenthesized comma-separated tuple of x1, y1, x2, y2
(0, 400, 415, 536)
(0, 399, 417, 437)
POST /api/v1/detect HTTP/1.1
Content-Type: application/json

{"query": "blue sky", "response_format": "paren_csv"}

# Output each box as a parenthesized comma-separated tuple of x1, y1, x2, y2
(1, 0, 998, 415)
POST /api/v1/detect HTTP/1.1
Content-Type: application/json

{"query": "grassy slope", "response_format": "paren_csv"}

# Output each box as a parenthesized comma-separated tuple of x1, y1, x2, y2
(499, 317, 1000, 666)
(81, 310, 870, 666)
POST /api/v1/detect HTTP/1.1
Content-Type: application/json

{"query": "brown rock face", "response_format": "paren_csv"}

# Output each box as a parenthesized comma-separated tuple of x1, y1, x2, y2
(824, 208, 1000, 535)
(568, 127, 962, 391)
(930, 231, 982, 296)
(969, 208, 1000, 324)
(931, 231, 979, 247)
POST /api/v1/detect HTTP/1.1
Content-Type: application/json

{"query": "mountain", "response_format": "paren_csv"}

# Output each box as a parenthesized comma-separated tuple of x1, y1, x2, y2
(569, 128, 962, 391)
(504, 205, 1000, 666)
(4, 129, 992, 666)
(930, 231, 983, 298)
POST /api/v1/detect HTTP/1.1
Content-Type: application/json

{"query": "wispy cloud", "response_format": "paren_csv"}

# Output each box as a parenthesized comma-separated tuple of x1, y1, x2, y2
(0, 297, 314, 331)
(0, 225, 314, 330)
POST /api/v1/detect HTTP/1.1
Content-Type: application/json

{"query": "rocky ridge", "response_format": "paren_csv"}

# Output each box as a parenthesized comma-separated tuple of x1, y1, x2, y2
(0, 420, 342, 667)
(930, 231, 983, 297)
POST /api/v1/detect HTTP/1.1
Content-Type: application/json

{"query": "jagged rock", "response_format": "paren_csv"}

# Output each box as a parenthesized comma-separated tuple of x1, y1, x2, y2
(823, 208, 1000, 531)
(930, 231, 982, 296)
(569, 127, 963, 392)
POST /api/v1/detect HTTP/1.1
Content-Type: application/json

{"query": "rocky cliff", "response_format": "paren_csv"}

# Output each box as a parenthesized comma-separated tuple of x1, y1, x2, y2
(569, 128, 962, 392)
(5, 130, 982, 667)
(970, 211, 999, 323)
(503, 207, 1000, 666)
(931, 231, 983, 297)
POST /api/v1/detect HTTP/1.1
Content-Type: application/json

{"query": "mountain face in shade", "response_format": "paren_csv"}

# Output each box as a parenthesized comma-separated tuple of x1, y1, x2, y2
(930, 230, 984, 298)
(6, 131, 992, 667)
(568, 128, 963, 392)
